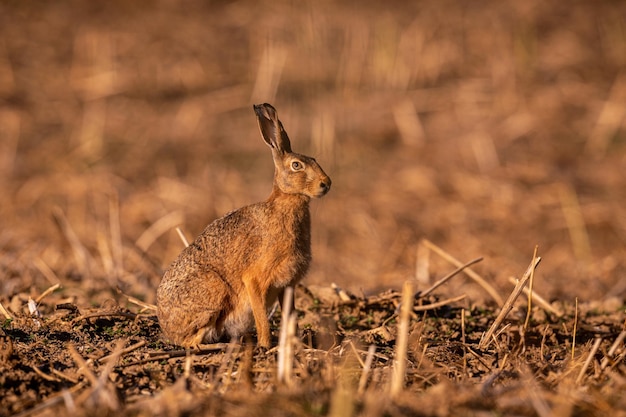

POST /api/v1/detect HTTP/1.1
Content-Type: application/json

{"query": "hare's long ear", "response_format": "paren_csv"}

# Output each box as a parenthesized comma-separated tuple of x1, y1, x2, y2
(253, 103, 292, 154)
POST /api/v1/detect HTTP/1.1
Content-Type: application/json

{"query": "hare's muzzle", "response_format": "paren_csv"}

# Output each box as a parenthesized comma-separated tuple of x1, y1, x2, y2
(316, 177, 331, 197)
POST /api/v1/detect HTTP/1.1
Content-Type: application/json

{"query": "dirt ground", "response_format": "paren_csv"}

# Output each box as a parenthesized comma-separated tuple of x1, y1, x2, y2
(1, 0, 625, 416)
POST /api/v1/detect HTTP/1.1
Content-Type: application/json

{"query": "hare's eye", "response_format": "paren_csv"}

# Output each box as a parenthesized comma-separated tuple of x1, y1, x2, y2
(291, 161, 303, 171)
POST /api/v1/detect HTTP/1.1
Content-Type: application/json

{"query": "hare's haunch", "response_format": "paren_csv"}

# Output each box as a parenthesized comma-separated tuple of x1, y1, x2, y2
(156, 103, 331, 348)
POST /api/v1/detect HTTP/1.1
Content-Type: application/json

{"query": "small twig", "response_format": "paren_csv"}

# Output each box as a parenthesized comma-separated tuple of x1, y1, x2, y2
(123, 344, 229, 367)
(69, 345, 98, 386)
(461, 309, 467, 375)
(183, 349, 192, 380)
(521, 365, 552, 417)
(71, 310, 138, 324)
(524, 245, 539, 331)
(135, 211, 185, 252)
(12, 380, 88, 417)
(215, 342, 240, 391)
(390, 281, 413, 397)
(558, 183, 591, 262)
(52, 207, 92, 278)
(148, 343, 228, 357)
(0, 300, 13, 320)
(88, 339, 124, 410)
(415, 241, 430, 285)
(421, 239, 503, 305)
(32, 364, 61, 382)
(466, 347, 492, 372)
(176, 227, 190, 248)
(540, 324, 550, 359)
(358, 345, 376, 395)
(600, 330, 626, 370)
(109, 193, 123, 279)
(506, 277, 562, 317)
(50, 367, 80, 384)
(415, 343, 428, 370)
(35, 283, 61, 305)
(98, 340, 147, 363)
(278, 286, 294, 385)
(348, 341, 366, 368)
(414, 294, 466, 312)
(418, 257, 483, 298)
(479, 255, 542, 350)
(116, 287, 157, 311)
(576, 337, 603, 385)
(331, 282, 352, 302)
(572, 297, 579, 360)
(33, 257, 61, 285)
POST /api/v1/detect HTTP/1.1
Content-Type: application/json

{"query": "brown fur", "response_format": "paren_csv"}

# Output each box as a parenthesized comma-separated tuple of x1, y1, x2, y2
(156, 103, 331, 348)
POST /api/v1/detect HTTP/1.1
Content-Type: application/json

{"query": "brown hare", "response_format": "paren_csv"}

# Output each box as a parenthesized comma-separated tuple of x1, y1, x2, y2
(156, 103, 331, 348)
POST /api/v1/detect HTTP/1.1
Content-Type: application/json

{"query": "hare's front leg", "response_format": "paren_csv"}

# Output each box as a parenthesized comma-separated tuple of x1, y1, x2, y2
(243, 274, 271, 347)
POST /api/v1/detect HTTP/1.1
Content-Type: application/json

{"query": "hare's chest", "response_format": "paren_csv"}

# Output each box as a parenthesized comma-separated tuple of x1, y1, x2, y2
(257, 238, 310, 288)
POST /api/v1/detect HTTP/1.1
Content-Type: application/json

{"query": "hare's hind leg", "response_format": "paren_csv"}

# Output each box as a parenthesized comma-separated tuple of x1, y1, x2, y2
(157, 270, 231, 348)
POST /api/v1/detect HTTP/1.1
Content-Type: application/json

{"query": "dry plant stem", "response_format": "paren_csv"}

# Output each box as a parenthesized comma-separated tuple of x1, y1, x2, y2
(418, 257, 483, 297)
(98, 340, 147, 363)
(479, 255, 542, 350)
(71, 310, 138, 324)
(358, 345, 376, 395)
(421, 239, 503, 305)
(52, 207, 92, 277)
(175, 226, 190, 248)
(12, 381, 88, 417)
(285, 314, 297, 383)
(524, 245, 539, 331)
(109, 193, 123, 278)
(576, 337, 603, 385)
(414, 294, 466, 311)
(32, 365, 60, 382)
(50, 367, 80, 384)
(69, 345, 98, 386)
(116, 287, 157, 311)
(572, 297, 579, 360)
(215, 343, 240, 393)
(331, 282, 352, 301)
(521, 365, 552, 417)
(415, 241, 430, 285)
(135, 211, 185, 252)
(278, 286, 294, 384)
(461, 309, 467, 374)
(540, 324, 550, 359)
(123, 344, 229, 367)
(33, 257, 61, 285)
(348, 341, 366, 368)
(88, 339, 124, 410)
(148, 343, 229, 357)
(506, 277, 562, 317)
(0, 301, 13, 320)
(466, 347, 492, 372)
(35, 283, 61, 304)
(558, 183, 591, 262)
(390, 280, 413, 397)
(183, 350, 192, 380)
(601, 330, 626, 370)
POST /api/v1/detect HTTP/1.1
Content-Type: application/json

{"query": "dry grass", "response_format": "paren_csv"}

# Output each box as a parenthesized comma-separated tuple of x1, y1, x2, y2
(1, 0, 625, 415)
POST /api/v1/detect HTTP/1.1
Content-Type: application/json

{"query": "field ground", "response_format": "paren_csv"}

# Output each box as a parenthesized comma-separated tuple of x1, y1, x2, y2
(1, 0, 625, 416)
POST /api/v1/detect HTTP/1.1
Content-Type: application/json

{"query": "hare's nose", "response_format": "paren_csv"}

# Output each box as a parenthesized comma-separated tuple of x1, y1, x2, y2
(320, 178, 331, 192)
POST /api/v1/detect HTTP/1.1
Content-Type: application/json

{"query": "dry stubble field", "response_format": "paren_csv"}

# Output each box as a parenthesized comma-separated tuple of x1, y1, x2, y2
(0, 0, 625, 416)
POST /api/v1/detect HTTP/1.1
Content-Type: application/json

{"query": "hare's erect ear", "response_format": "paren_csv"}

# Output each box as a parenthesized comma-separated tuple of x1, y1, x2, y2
(253, 103, 292, 154)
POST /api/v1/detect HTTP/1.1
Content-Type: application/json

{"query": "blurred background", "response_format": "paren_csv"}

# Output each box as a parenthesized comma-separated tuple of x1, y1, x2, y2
(0, 0, 625, 306)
